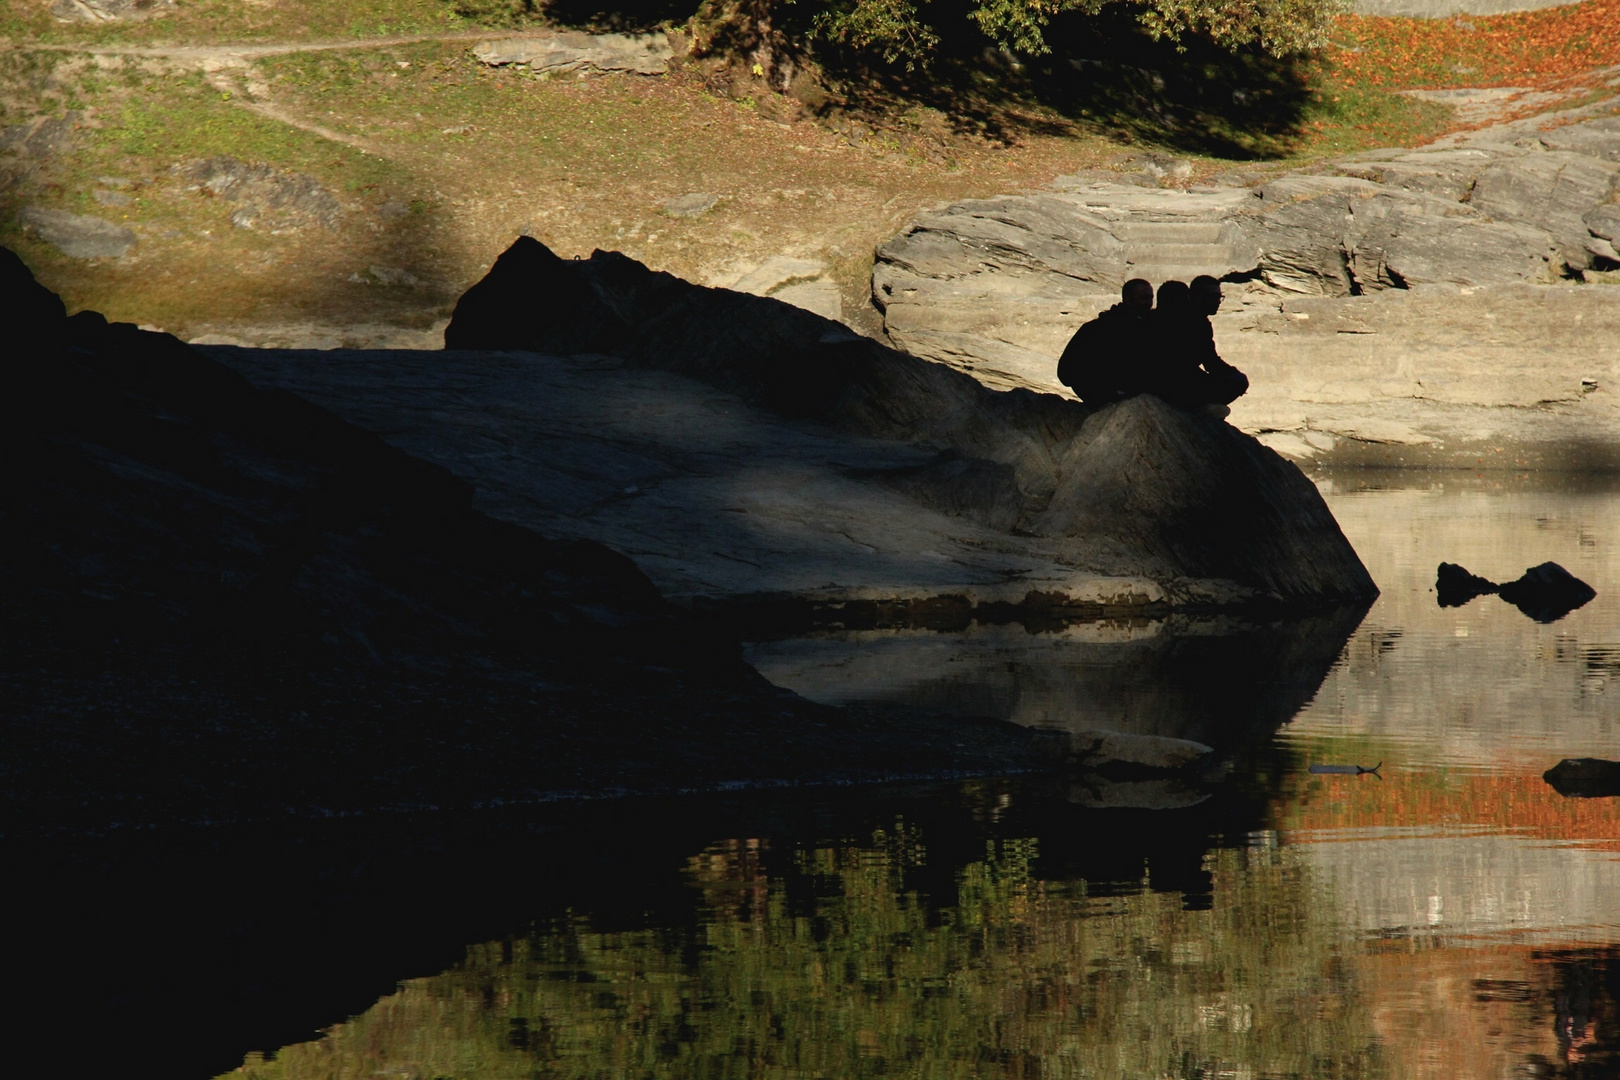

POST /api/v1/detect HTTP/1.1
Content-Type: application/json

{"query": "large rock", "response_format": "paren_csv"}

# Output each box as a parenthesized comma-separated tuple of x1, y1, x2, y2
(472, 32, 673, 75)
(420, 237, 1377, 610)
(1586, 204, 1620, 261)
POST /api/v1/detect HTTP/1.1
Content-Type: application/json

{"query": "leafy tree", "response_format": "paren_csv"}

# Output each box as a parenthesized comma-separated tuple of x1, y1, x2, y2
(810, 0, 1342, 65)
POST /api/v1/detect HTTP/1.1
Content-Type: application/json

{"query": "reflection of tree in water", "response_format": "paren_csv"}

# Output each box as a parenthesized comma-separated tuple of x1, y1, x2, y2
(234, 828, 1379, 1080)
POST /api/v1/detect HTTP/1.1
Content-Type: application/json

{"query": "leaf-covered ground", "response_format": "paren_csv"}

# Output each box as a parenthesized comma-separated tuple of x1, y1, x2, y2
(1329, 0, 1620, 89)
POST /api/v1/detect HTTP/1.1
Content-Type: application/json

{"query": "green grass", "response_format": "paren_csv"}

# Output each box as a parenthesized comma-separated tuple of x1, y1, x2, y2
(5, 0, 474, 48)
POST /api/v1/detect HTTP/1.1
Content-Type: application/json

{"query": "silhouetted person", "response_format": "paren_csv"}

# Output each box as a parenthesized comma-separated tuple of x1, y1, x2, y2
(1057, 278, 1153, 403)
(1142, 276, 1248, 413)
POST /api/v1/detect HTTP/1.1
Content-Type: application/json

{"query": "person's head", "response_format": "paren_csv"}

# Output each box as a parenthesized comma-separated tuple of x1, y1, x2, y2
(1121, 278, 1154, 310)
(1191, 275, 1223, 316)
(1156, 279, 1191, 312)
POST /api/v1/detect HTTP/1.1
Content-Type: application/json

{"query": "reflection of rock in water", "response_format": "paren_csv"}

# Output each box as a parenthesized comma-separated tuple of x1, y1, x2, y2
(746, 603, 1367, 751)
(1544, 757, 1620, 798)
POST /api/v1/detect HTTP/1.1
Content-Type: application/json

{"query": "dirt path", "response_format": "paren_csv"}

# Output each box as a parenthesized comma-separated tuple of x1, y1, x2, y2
(31, 28, 531, 64)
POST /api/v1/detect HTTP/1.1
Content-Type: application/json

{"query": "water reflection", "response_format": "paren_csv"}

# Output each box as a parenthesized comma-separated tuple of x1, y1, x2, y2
(744, 604, 1367, 753)
(233, 823, 1381, 1080)
(193, 471, 1620, 1080)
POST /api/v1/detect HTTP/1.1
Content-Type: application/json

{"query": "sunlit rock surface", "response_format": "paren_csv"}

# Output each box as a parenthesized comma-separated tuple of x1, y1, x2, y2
(873, 104, 1620, 467)
(212, 238, 1375, 614)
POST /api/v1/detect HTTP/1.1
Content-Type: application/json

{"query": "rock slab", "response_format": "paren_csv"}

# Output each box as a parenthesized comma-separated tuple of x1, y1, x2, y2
(422, 237, 1377, 610)
(473, 32, 673, 75)
(17, 206, 136, 259)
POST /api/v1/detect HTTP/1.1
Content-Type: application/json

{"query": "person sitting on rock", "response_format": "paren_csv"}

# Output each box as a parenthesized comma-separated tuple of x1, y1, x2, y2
(1056, 278, 1154, 404)
(1142, 276, 1249, 415)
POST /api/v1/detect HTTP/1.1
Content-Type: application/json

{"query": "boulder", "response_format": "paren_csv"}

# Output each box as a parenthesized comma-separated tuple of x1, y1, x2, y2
(0, 245, 1051, 831)
(1435, 561, 1498, 607)
(16, 206, 136, 259)
(472, 32, 673, 76)
(434, 237, 1377, 609)
(1495, 561, 1596, 622)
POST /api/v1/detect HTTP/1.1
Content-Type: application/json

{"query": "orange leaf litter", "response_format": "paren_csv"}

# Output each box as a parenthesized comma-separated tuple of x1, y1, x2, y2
(1329, 0, 1620, 90)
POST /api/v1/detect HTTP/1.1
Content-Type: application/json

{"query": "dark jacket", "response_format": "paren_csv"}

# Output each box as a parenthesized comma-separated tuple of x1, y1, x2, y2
(1144, 310, 1248, 407)
(1056, 303, 1149, 403)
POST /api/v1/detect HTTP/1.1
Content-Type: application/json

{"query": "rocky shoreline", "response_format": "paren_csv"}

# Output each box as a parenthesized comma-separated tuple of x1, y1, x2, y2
(873, 98, 1620, 468)
(212, 236, 1376, 618)
(2, 234, 1376, 833)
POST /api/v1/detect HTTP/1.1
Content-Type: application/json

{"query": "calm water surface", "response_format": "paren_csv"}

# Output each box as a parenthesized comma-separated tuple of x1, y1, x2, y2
(226, 472, 1620, 1080)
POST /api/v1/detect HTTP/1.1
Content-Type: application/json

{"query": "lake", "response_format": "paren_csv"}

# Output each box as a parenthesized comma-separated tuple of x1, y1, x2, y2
(123, 472, 1620, 1078)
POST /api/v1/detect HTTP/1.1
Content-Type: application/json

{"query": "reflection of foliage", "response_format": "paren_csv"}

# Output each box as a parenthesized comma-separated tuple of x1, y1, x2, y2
(233, 831, 1380, 1080)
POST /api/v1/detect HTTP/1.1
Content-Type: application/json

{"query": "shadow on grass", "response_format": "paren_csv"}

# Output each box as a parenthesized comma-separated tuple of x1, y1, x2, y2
(516, 0, 1319, 158)
(828, 5, 1321, 159)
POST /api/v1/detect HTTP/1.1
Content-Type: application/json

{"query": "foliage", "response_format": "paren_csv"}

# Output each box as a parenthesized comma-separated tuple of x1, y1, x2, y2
(1329, 0, 1620, 89)
(811, 0, 1344, 67)
(232, 827, 1380, 1080)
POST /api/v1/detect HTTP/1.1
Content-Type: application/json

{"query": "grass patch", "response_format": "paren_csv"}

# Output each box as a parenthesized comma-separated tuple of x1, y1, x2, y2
(3, 0, 473, 48)
(112, 72, 397, 191)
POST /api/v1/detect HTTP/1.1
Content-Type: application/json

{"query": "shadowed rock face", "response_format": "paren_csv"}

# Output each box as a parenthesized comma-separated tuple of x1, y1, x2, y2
(0, 247, 1051, 832)
(442, 238, 1376, 609)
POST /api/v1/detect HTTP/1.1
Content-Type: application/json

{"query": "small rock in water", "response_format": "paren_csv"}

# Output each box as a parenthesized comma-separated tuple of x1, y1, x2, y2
(1308, 762, 1381, 776)
(1497, 562, 1596, 623)
(17, 206, 136, 259)
(1544, 757, 1620, 798)
(663, 192, 719, 218)
(1434, 560, 1594, 623)
(1436, 561, 1498, 607)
